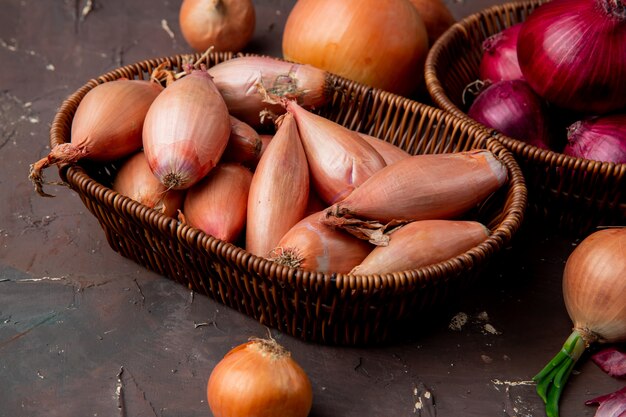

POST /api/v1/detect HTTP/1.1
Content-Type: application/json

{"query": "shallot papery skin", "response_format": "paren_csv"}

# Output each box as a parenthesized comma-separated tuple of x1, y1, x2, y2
(221, 116, 262, 166)
(358, 133, 411, 166)
(286, 99, 387, 205)
(271, 211, 372, 273)
(142, 70, 231, 190)
(112, 151, 184, 218)
(351, 220, 489, 275)
(29, 79, 163, 196)
(323, 150, 508, 224)
(246, 113, 309, 258)
(207, 56, 330, 127)
(181, 163, 252, 243)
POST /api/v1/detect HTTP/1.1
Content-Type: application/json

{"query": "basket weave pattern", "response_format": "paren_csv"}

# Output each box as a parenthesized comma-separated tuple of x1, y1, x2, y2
(425, 0, 625, 235)
(50, 52, 526, 345)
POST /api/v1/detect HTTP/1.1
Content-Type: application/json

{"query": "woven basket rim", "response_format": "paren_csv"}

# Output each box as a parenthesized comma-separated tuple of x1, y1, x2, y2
(50, 52, 527, 293)
(424, 0, 626, 173)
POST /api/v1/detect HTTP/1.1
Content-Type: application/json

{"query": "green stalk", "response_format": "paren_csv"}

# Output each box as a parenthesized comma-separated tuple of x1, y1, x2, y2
(533, 330, 586, 417)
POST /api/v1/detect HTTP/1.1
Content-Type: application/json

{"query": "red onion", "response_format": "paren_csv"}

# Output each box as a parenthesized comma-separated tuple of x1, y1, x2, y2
(517, 0, 626, 115)
(563, 114, 626, 163)
(467, 79, 551, 149)
(478, 23, 523, 83)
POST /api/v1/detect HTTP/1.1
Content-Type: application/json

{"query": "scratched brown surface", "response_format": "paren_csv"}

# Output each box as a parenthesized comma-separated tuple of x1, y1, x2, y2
(0, 1, 623, 416)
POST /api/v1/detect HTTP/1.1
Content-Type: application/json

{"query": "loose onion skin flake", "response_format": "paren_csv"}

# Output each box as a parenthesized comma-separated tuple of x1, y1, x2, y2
(142, 69, 231, 190)
(29, 79, 163, 197)
(533, 227, 626, 417)
(207, 338, 313, 417)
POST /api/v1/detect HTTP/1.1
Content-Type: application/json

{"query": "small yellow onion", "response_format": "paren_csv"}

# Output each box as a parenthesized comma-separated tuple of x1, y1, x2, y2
(179, 0, 256, 52)
(533, 227, 626, 417)
(112, 151, 185, 218)
(282, 0, 429, 96)
(207, 338, 313, 417)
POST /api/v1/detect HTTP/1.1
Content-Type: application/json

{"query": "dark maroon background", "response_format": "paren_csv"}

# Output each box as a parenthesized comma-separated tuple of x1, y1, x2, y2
(0, 1, 622, 416)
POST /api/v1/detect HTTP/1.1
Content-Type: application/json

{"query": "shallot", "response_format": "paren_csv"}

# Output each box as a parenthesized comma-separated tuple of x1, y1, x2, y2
(322, 150, 507, 245)
(350, 220, 489, 274)
(143, 68, 231, 190)
(29, 79, 162, 196)
(180, 163, 252, 243)
(208, 56, 331, 127)
(246, 113, 309, 257)
(112, 151, 184, 218)
(285, 99, 387, 205)
(270, 211, 372, 273)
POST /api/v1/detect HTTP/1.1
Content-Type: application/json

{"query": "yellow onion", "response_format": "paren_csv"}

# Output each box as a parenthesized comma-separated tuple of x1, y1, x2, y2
(358, 132, 410, 166)
(285, 99, 387, 205)
(322, 150, 507, 243)
(221, 116, 262, 166)
(112, 151, 185, 218)
(29, 79, 162, 197)
(533, 227, 626, 417)
(208, 56, 331, 127)
(246, 113, 309, 257)
(180, 163, 252, 243)
(282, 0, 429, 96)
(351, 220, 489, 274)
(179, 0, 255, 53)
(407, 0, 455, 46)
(143, 69, 231, 190)
(270, 211, 372, 273)
(207, 337, 313, 417)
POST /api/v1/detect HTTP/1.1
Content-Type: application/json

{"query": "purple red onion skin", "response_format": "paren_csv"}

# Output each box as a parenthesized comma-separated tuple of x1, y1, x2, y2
(517, 0, 626, 114)
(467, 79, 551, 149)
(563, 115, 626, 163)
(479, 23, 523, 83)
